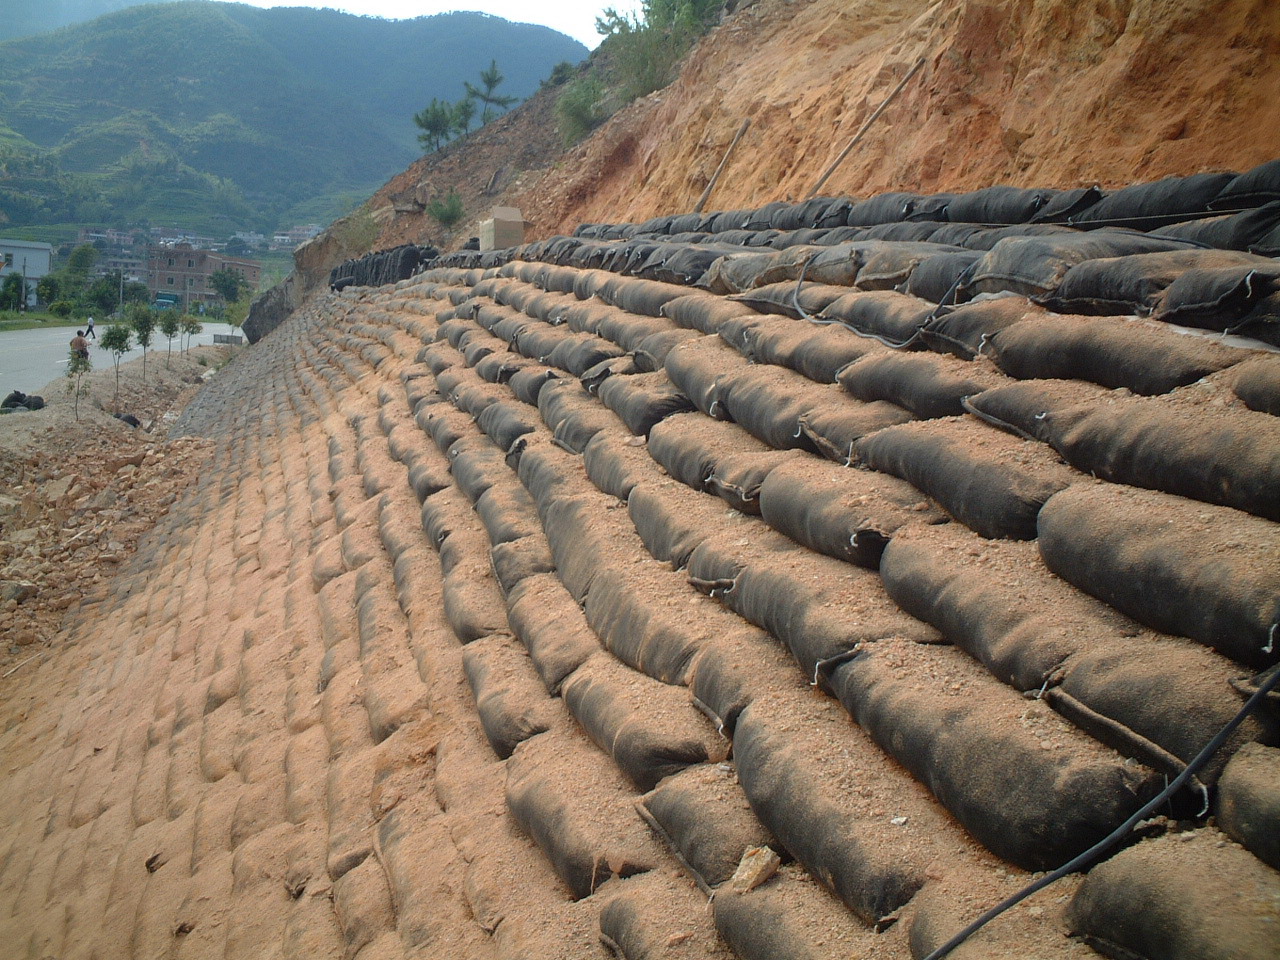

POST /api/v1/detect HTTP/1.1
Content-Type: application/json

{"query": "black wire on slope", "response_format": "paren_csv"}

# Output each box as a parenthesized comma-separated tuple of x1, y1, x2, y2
(921, 660, 1280, 960)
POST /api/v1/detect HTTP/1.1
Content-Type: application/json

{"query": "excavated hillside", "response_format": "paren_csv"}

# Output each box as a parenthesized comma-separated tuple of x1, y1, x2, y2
(331, 0, 1280, 284)
(3, 2, 1280, 960)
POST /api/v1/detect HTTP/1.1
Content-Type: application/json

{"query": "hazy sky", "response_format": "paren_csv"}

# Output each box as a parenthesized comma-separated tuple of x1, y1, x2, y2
(227, 0, 640, 49)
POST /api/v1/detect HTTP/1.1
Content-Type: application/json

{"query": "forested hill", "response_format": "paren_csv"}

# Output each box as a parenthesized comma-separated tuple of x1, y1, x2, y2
(0, 1, 585, 235)
(0, 0, 170, 43)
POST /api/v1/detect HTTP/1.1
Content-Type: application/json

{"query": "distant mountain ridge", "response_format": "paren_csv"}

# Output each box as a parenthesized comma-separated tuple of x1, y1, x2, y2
(0, 1, 585, 235)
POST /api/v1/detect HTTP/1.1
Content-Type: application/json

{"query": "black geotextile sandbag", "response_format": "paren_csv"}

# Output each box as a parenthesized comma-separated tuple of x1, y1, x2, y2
(1066, 830, 1280, 960)
(757, 457, 944, 567)
(1209, 156, 1280, 209)
(443, 554, 508, 643)
(559, 300, 617, 335)
(596, 371, 696, 437)
(633, 328, 706, 372)
(627, 478, 755, 571)
(1229, 355, 1280, 415)
(537, 379, 621, 454)
(407, 458, 452, 503)
(705, 450, 807, 515)
(545, 332, 627, 376)
(770, 197, 838, 231)
(717, 367, 840, 453)
(700, 247, 813, 294)
(447, 438, 511, 503)
(514, 434, 582, 508)
(726, 281, 854, 321)
(844, 192, 919, 227)
(854, 221, 942, 243)
(637, 765, 774, 891)
(508, 366, 559, 405)
(602, 276, 693, 318)
(985, 313, 1247, 395)
(580, 355, 641, 396)
(598, 873, 727, 960)
(1069, 171, 1238, 230)
(474, 400, 539, 453)
(685, 529, 939, 675)
(1153, 200, 1280, 253)
(827, 640, 1163, 872)
(582, 431, 653, 501)
(475, 483, 541, 546)
(854, 418, 1081, 540)
(637, 244, 743, 286)
(816, 290, 935, 346)
(795, 400, 915, 465)
(1149, 262, 1280, 335)
(713, 868, 882, 960)
(418, 403, 472, 456)
(505, 574, 601, 693)
(594, 311, 680, 354)
(513, 323, 575, 363)
(462, 633, 559, 759)
(505, 728, 659, 900)
(903, 249, 984, 303)
(662, 335, 746, 418)
(917, 295, 1046, 358)
(662, 292, 761, 334)
(1217, 743, 1280, 870)
(490, 534, 556, 596)
(855, 242, 968, 291)
(1038, 249, 1274, 316)
(540, 494, 638, 605)
(561, 654, 726, 792)
(878, 525, 1271, 785)
(944, 185, 1058, 225)
(963, 231, 1200, 298)
(1037, 485, 1280, 670)
(835, 351, 1008, 419)
(721, 314, 885, 384)
(731, 700, 928, 922)
(975, 383, 1280, 521)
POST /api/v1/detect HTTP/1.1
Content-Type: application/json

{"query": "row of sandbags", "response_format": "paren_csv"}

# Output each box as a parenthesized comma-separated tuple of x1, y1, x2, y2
(329, 243, 438, 291)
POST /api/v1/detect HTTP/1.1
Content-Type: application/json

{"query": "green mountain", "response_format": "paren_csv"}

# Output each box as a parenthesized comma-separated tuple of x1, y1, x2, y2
(0, 2, 586, 235)
(0, 0, 172, 43)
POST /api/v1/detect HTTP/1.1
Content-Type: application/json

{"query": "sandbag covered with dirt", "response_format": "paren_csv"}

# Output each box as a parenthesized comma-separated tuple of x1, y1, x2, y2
(854, 242, 967, 291)
(917, 295, 1045, 358)
(508, 365, 559, 405)
(475, 482, 541, 546)
(836, 351, 1008, 419)
(731, 697, 928, 922)
(462, 633, 559, 758)
(475, 400, 539, 452)
(505, 574, 601, 693)
(637, 764, 773, 891)
(758, 456, 944, 567)
(662, 335, 747, 418)
(985, 313, 1247, 394)
(855, 418, 1081, 539)
(727, 281, 853, 320)
(1038, 484, 1280, 669)
(879, 524, 1271, 784)
(627, 478, 755, 571)
(489, 534, 556, 595)
(1017, 388, 1280, 520)
(706, 449, 806, 515)
(1038, 249, 1273, 315)
(442, 553, 508, 643)
(561, 653, 726, 792)
(904, 249, 984, 303)
(583, 431, 656, 500)
(816, 289, 935, 345)
(686, 529, 939, 674)
(636, 243, 742, 286)
(714, 867, 879, 960)
(828, 640, 1163, 871)
(1217, 743, 1280, 870)
(796, 399, 915, 464)
(597, 371, 696, 437)
(603, 276, 697, 318)
(1229, 355, 1280, 415)
(594, 310, 680, 354)
(661, 292, 761, 334)
(633, 327, 706, 372)
(1153, 200, 1280, 254)
(964, 231, 1199, 298)
(716, 366, 834, 451)
(1066, 829, 1280, 960)
(599, 872, 732, 960)
(648, 413, 772, 493)
(505, 727, 659, 900)
(544, 331, 627, 376)
(537, 379, 623, 454)
(1068, 171, 1238, 229)
(700, 247, 808, 294)
(447, 437, 510, 503)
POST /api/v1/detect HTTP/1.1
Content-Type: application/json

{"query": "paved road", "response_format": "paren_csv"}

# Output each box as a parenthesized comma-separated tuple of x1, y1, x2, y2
(0, 322, 242, 396)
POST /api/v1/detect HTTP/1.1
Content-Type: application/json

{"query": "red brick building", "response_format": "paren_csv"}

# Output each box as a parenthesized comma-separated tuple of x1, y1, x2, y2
(146, 243, 261, 308)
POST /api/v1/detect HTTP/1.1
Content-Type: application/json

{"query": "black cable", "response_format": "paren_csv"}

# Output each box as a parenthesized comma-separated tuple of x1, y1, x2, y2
(921, 660, 1280, 960)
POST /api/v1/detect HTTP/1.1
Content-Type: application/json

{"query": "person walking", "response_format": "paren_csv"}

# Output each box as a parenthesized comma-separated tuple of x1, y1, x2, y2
(85, 316, 96, 340)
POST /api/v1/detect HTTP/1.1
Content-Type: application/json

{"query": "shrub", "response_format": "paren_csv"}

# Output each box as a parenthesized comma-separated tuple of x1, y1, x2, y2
(556, 75, 608, 145)
(426, 190, 465, 229)
(49, 300, 73, 318)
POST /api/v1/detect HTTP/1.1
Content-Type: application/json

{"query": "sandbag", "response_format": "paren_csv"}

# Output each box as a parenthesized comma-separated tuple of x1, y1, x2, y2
(727, 281, 852, 320)
(1230, 355, 1280, 415)
(538, 379, 621, 454)
(985, 313, 1247, 395)
(816, 290, 935, 345)
(917, 296, 1045, 359)
(1209, 156, 1280, 209)
(1031, 185, 1105, 223)
(1069, 171, 1238, 229)
(627, 479, 751, 571)
(855, 242, 967, 291)
(1066, 830, 1280, 960)
(648, 413, 772, 492)
(1038, 249, 1272, 316)
(855, 418, 1080, 539)
(599, 873, 731, 960)
(1216, 743, 1280, 870)
(757, 456, 944, 567)
(489, 534, 556, 595)
(447, 438, 510, 503)
(1037, 484, 1280, 669)
(475, 482, 541, 545)
(505, 574, 601, 693)
(475, 400, 539, 452)
(946, 185, 1058, 225)
(637, 765, 773, 891)
(561, 653, 726, 792)
(632, 328, 706, 371)
(904, 250, 984, 303)
(836, 351, 1007, 419)
(505, 728, 659, 900)
(964, 231, 1199, 298)
(462, 633, 559, 759)
(1149, 262, 1280, 333)
(597, 371, 696, 437)
(662, 336, 746, 418)
(661, 292, 761, 334)
(795, 400, 915, 464)
(828, 641, 1162, 871)
(582, 431, 655, 500)
(705, 449, 805, 515)
(1152, 200, 1280, 253)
